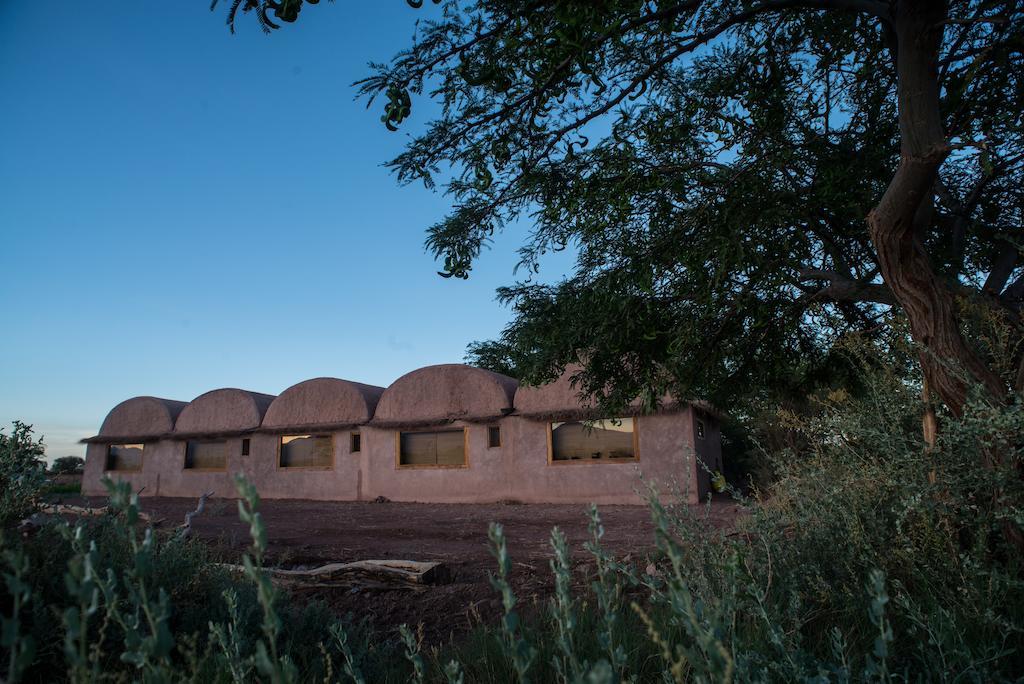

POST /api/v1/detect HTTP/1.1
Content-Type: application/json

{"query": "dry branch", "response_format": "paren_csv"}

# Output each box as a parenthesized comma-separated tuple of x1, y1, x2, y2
(177, 491, 214, 538)
(39, 504, 154, 523)
(221, 559, 452, 591)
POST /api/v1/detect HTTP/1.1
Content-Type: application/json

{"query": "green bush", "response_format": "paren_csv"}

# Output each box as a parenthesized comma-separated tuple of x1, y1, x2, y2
(0, 421, 47, 527)
(43, 482, 82, 496)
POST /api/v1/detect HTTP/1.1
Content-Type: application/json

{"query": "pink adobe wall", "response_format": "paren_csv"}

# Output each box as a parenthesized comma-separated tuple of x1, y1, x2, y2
(83, 412, 713, 504)
(359, 422, 515, 504)
(84, 438, 242, 498)
(356, 412, 706, 505)
(502, 413, 703, 505)
(240, 432, 364, 501)
(85, 432, 365, 502)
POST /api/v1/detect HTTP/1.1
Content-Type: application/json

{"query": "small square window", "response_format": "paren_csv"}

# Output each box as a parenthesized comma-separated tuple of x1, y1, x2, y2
(487, 426, 501, 448)
(350, 432, 361, 453)
(241, 438, 251, 456)
(696, 419, 706, 440)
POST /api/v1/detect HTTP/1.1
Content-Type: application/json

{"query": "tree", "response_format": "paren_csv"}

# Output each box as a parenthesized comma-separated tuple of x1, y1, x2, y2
(50, 456, 85, 475)
(216, 1, 1023, 419)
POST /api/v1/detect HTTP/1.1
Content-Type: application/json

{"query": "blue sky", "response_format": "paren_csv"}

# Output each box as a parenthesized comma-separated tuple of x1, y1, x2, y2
(0, 3, 572, 460)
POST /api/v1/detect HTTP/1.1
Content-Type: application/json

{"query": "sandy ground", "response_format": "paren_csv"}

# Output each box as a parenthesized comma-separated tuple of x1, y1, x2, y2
(73, 495, 742, 643)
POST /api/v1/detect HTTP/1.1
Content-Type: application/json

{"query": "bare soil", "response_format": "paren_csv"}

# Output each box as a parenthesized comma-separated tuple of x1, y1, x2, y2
(75, 495, 742, 644)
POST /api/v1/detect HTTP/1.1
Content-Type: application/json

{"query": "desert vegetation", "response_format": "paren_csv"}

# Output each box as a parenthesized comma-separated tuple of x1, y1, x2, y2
(1, 332, 1022, 681)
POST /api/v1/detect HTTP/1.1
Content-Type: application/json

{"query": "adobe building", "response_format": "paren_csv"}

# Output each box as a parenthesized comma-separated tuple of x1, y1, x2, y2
(82, 364, 722, 504)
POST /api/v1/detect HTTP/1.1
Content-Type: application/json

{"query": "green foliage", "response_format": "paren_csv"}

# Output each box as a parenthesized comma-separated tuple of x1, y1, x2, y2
(0, 477, 404, 683)
(0, 421, 47, 527)
(213, 0, 1024, 415)
(51, 456, 85, 475)
(488, 522, 537, 682)
(2, 360, 1023, 681)
(1, 547, 36, 684)
(451, 351, 1024, 681)
(46, 482, 82, 496)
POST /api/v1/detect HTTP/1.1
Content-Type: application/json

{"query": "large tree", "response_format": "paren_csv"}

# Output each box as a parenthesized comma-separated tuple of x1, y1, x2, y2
(218, 0, 1023, 416)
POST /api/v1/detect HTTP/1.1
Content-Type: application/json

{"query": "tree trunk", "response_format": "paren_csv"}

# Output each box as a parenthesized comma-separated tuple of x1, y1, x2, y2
(867, 0, 1005, 417)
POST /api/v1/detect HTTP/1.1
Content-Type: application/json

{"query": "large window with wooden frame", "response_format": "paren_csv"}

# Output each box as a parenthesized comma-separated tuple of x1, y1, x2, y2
(548, 417, 638, 463)
(184, 439, 227, 470)
(106, 444, 144, 472)
(397, 429, 467, 467)
(279, 434, 333, 469)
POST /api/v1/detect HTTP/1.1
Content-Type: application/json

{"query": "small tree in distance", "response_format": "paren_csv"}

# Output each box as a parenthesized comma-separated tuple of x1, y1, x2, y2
(50, 456, 85, 475)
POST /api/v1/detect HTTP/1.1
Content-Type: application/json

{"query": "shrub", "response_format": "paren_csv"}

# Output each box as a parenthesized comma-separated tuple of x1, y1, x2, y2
(0, 421, 47, 527)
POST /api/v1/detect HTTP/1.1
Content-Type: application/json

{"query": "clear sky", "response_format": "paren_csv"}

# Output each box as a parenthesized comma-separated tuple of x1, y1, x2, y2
(0, 3, 573, 461)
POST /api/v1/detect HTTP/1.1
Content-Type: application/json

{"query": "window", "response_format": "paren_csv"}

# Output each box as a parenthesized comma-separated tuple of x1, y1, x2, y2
(184, 440, 227, 470)
(279, 434, 333, 468)
(241, 438, 251, 456)
(487, 426, 501, 448)
(350, 432, 361, 453)
(106, 444, 144, 472)
(398, 429, 466, 467)
(696, 419, 706, 440)
(549, 417, 637, 463)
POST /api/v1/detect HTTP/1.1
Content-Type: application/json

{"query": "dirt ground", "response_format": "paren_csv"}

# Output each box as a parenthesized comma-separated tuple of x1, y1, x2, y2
(76, 495, 742, 644)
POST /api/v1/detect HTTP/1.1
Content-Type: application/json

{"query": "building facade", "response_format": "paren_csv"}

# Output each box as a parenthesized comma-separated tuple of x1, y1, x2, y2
(82, 364, 722, 504)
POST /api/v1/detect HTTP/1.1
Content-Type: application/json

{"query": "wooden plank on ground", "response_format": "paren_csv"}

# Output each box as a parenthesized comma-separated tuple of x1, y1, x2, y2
(221, 559, 451, 591)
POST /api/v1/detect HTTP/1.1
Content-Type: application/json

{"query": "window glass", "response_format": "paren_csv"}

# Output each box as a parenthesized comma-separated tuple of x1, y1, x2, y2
(350, 432, 361, 453)
(488, 426, 501, 448)
(550, 418, 636, 462)
(106, 444, 144, 472)
(185, 440, 227, 470)
(399, 429, 466, 466)
(279, 435, 332, 468)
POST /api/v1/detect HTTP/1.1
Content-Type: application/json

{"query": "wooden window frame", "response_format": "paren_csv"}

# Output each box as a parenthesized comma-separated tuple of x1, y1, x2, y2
(487, 425, 502, 449)
(350, 432, 361, 453)
(182, 439, 229, 472)
(277, 434, 336, 471)
(241, 438, 251, 456)
(105, 443, 145, 473)
(394, 427, 470, 470)
(546, 416, 640, 466)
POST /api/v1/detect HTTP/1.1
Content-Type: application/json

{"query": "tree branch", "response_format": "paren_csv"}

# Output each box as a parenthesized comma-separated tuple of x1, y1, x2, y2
(798, 268, 895, 305)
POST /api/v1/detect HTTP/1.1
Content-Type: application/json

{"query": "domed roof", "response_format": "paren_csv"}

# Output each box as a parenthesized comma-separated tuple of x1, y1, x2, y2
(83, 396, 187, 443)
(261, 377, 384, 433)
(372, 364, 518, 428)
(172, 388, 276, 438)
